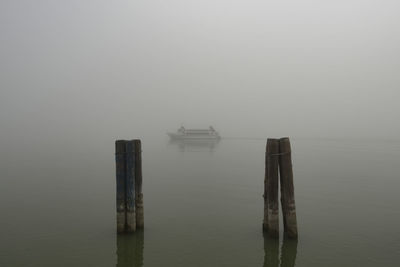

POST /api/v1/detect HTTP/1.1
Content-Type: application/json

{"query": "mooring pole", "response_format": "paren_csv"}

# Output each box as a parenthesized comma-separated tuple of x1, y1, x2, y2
(265, 138, 280, 238)
(125, 141, 136, 232)
(134, 139, 144, 228)
(279, 137, 298, 239)
(115, 140, 127, 233)
(263, 142, 268, 231)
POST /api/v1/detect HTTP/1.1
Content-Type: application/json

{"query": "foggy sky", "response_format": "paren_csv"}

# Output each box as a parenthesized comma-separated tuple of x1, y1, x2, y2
(1, 0, 399, 152)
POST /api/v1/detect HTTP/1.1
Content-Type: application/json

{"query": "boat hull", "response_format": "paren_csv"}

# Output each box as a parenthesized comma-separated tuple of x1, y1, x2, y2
(168, 133, 221, 140)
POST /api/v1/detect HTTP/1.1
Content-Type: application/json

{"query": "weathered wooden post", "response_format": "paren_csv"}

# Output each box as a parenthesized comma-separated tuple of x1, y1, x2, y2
(125, 141, 136, 232)
(115, 139, 143, 233)
(264, 138, 280, 238)
(134, 140, 144, 228)
(279, 137, 298, 239)
(263, 143, 268, 231)
(115, 140, 127, 233)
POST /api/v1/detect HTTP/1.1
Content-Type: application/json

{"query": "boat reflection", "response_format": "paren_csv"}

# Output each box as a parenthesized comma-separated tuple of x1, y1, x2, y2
(168, 138, 220, 152)
(263, 232, 297, 267)
(116, 230, 144, 267)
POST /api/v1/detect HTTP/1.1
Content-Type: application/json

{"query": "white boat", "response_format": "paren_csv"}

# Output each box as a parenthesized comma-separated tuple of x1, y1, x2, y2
(168, 126, 221, 140)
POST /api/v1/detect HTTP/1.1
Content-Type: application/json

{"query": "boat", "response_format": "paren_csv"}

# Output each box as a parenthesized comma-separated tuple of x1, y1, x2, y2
(168, 126, 221, 140)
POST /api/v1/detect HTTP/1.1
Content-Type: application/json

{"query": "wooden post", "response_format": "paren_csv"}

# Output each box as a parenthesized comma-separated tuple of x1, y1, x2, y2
(265, 138, 279, 238)
(134, 140, 144, 228)
(115, 140, 127, 233)
(125, 141, 136, 232)
(263, 143, 268, 230)
(279, 137, 298, 239)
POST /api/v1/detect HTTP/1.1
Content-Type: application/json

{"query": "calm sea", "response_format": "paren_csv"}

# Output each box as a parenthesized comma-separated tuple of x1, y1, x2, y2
(1, 137, 399, 266)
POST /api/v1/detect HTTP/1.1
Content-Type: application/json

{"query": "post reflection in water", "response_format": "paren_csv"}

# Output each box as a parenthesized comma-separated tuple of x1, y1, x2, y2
(263, 232, 298, 267)
(263, 232, 280, 267)
(168, 138, 220, 152)
(280, 237, 298, 267)
(116, 230, 144, 267)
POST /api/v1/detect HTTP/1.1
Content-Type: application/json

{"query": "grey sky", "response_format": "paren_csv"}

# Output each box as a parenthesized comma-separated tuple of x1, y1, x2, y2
(1, 0, 399, 148)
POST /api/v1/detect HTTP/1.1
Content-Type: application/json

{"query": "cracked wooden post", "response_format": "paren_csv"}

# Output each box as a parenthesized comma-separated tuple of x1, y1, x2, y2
(134, 140, 144, 228)
(264, 138, 279, 238)
(125, 141, 136, 232)
(279, 137, 298, 239)
(115, 140, 127, 233)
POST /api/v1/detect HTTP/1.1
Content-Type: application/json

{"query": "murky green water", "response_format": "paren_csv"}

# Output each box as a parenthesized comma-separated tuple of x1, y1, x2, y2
(1, 137, 399, 266)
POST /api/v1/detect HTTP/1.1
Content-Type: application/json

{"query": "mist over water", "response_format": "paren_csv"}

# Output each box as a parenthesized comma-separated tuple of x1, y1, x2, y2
(1, 1, 400, 266)
(1, 137, 400, 266)
(2, 0, 400, 145)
